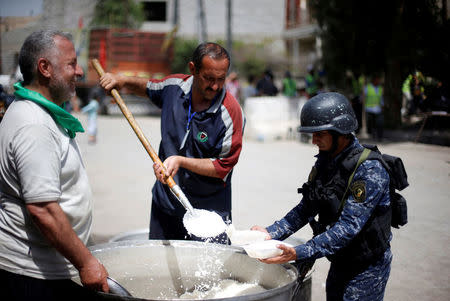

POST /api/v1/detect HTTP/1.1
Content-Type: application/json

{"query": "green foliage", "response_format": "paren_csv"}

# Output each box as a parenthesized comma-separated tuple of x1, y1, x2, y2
(309, 0, 447, 84)
(170, 38, 267, 79)
(170, 38, 198, 74)
(234, 55, 265, 80)
(309, 0, 449, 127)
(91, 0, 145, 29)
(231, 41, 271, 79)
(170, 38, 278, 86)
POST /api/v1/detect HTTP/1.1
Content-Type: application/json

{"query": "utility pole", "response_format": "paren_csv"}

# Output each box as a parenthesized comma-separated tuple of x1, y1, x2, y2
(226, 0, 232, 69)
(197, 0, 207, 43)
(173, 0, 179, 27)
(161, 0, 178, 53)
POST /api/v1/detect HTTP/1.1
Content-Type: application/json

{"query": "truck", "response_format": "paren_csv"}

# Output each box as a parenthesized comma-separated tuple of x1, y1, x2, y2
(77, 28, 173, 115)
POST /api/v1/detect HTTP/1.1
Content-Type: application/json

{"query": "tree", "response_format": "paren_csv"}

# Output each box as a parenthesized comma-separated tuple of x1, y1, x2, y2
(91, 0, 145, 29)
(170, 38, 198, 74)
(309, 0, 449, 127)
(171, 38, 269, 81)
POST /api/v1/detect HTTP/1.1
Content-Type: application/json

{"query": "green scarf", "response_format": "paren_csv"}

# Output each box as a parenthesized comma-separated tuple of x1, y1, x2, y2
(14, 82, 84, 138)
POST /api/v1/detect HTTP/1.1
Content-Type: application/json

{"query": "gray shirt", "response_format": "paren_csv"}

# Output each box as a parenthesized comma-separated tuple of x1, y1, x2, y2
(0, 99, 92, 279)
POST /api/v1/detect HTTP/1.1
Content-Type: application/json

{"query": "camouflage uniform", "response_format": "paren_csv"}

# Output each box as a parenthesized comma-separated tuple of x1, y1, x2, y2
(266, 138, 392, 301)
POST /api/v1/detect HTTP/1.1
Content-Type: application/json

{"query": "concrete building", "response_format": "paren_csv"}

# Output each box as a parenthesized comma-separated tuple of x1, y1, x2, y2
(141, 0, 285, 42)
(0, 0, 95, 90)
(0, 15, 42, 85)
(283, 0, 320, 77)
(1, 0, 288, 85)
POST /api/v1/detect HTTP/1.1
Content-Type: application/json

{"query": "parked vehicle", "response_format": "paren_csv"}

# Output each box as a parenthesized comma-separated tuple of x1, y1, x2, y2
(76, 28, 172, 115)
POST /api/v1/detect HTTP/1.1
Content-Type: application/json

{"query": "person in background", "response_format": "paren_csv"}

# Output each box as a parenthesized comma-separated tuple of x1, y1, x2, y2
(0, 96, 5, 123)
(282, 71, 297, 98)
(346, 71, 364, 134)
(403, 70, 425, 116)
(305, 64, 318, 99)
(401, 73, 413, 117)
(225, 71, 241, 104)
(426, 79, 450, 112)
(81, 89, 100, 144)
(256, 69, 278, 96)
(99, 42, 244, 244)
(316, 80, 326, 94)
(363, 74, 384, 141)
(252, 92, 392, 301)
(352, 74, 365, 133)
(0, 84, 15, 122)
(242, 74, 258, 101)
(0, 30, 108, 300)
(282, 71, 299, 133)
(410, 71, 426, 114)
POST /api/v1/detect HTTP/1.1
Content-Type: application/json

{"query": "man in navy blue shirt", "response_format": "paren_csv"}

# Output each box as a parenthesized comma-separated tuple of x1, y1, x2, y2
(99, 43, 244, 242)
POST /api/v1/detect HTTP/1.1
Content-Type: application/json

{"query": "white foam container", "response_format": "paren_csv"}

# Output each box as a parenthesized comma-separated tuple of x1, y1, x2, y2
(243, 240, 293, 259)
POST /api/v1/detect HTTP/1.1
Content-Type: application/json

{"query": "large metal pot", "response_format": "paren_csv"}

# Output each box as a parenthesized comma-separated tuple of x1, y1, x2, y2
(76, 240, 310, 300)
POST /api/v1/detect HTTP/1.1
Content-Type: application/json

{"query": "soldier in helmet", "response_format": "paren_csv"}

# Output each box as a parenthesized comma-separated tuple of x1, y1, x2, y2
(252, 92, 392, 300)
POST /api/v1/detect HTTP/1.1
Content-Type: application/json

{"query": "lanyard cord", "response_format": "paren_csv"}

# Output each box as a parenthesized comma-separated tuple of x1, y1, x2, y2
(180, 94, 196, 150)
(180, 92, 216, 150)
(186, 93, 197, 131)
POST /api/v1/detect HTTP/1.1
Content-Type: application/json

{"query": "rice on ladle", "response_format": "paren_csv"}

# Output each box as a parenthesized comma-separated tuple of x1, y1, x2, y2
(183, 209, 227, 238)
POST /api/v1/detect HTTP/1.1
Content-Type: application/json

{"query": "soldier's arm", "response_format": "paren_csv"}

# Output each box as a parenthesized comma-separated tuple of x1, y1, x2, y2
(266, 197, 316, 241)
(293, 160, 390, 261)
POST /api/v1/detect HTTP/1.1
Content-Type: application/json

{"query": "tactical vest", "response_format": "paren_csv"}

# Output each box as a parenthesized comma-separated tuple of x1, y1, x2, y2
(365, 84, 383, 108)
(303, 145, 392, 266)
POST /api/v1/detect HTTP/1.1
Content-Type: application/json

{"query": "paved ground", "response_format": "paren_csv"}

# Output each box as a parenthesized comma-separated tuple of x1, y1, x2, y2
(75, 113, 450, 301)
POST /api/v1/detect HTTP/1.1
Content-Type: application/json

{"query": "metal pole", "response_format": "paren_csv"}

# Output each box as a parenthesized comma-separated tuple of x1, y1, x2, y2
(226, 0, 232, 69)
(197, 0, 207, 43)
(196, 0, 201, 43)
(173, 0, 179, 27)
(200, 0, 207, 42)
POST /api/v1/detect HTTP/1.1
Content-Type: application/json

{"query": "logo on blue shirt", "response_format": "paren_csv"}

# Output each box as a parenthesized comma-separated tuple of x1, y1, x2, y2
(197, 131, 208, 143)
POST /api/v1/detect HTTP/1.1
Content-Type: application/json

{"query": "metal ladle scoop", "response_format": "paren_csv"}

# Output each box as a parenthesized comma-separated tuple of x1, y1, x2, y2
(107, 276, 133, 297)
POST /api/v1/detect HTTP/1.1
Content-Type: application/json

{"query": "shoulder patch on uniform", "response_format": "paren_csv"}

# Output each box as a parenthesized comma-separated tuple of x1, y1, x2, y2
(351, 180, 366, 203)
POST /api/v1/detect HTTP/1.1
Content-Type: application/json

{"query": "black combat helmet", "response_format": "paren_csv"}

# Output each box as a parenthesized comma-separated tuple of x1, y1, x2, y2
(299, 92, 358, 134)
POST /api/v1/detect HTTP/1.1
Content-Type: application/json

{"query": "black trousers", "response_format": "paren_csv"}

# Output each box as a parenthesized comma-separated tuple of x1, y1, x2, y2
(366, 112, 384, 140)
(0, 268, 96, 301)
